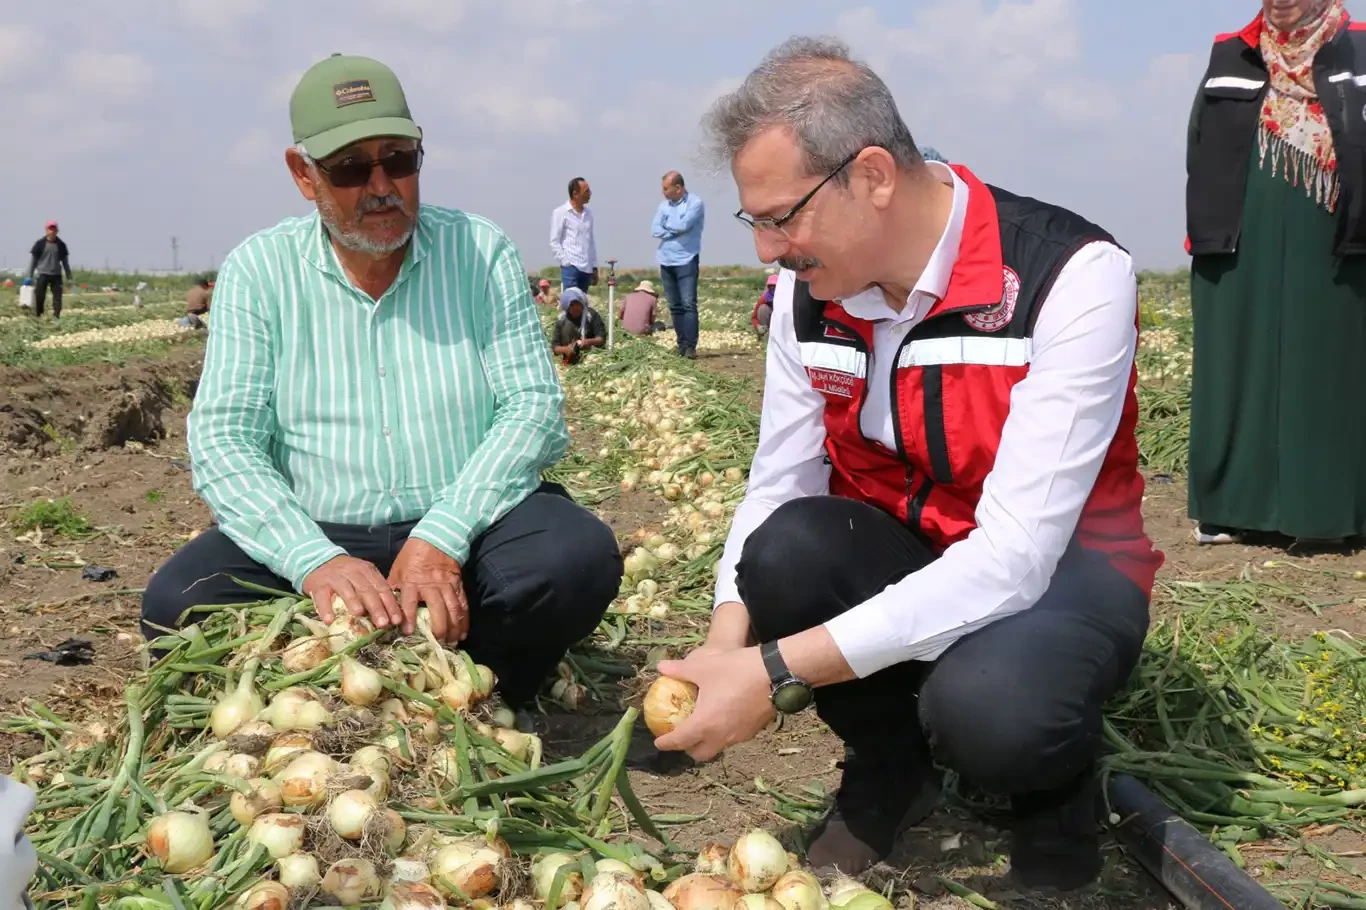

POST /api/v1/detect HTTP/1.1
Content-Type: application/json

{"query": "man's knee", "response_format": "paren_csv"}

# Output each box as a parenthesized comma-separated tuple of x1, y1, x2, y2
(919, 659, 1095, 793)
(142, 555, 201, 637)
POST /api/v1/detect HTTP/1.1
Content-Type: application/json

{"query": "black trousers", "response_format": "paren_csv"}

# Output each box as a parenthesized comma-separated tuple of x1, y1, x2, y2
(738, 496, 1149, 812)
(142, 483, 623, 707)
(32, 275, 62, 317)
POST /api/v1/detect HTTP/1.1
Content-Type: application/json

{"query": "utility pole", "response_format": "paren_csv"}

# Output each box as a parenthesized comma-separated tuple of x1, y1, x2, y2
(171, 236, 180, 272)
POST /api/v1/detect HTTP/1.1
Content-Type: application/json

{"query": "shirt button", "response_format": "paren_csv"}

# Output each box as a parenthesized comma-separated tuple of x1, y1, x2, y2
(378, 367, 387, 377)
(383, 426, 392, 437)
(389, 488, 398, 497)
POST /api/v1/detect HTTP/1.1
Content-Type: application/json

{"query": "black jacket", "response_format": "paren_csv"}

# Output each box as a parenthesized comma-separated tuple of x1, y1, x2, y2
(28, 236, 71, 278)
(1186, 15, 1366, 256)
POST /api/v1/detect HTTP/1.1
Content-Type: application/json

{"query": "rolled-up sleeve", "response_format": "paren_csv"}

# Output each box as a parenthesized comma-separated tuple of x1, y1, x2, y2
(187, 248, 344, 589)
(410, 240, 569, 564)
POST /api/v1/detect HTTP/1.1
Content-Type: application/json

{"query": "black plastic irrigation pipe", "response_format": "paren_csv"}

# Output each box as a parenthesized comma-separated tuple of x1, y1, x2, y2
(1106, 774, 1287, 910)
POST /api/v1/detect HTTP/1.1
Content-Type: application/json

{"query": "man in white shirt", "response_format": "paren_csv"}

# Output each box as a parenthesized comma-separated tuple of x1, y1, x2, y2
(549, 177, 598, 292)
(653, 37, 1162, 894)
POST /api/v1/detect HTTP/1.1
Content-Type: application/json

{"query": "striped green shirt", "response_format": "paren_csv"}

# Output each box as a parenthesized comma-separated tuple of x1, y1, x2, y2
(188, 205, 568, 589)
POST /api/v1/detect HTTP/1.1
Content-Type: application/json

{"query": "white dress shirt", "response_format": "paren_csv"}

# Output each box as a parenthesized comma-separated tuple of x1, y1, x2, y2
(713, 162, 1140, 678)
(550, 201, 597, 272)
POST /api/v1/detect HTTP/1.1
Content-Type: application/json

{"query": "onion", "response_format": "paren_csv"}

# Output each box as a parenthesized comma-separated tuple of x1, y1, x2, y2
(432, 745, 462, 783)
(210, 681, 264, 740)
(828, 893, 891, 910)
(824, 879, 864, 904)
(531, 852, 583, 907)
(381, 882, 446, 910)
(694, 842, 729, 875)
(643, 677, 699, 737)
(654, 543, 679, 563)
(724, 468, 744, 483)
(596, 859, 643, 884)
(662, 874, 743, 910)
(341, 657, 385, 706)
(328, 789, 378, 840)
(146, 810, 215, 873)
(636, 579, 660, 600)
(351, 745, 392, 776)
(430, 839, 505, 900)
(322, 858, 382, 905)
(735, 898, 784, 910)
(237, 881, 290, 910)
(550, 679, 587, 710)
(327, 613, 376, 653)
(377, 807, 407, 852)
(278, 852, 322, 888)
(277, 750, 337, 808)
(204, 752, 231, 773)
(440, 679, 475, 711)
(230, 777, 283, 826)
(728, 829, 788, 892)
(490, 706, 517, 729)
(260, 687, 334, 732)
(455, 661, 496, 700)
(648, 892, 678, 910)
(264, 732, 314, 773)
(582, 872, 649, 910)
(281, 635, 332, 673)
(391, 856, 432, 883)
(224, 753, 262, 780)
(248, 812, 306, 858)
(771, 871, 825, 910)
(624, 548, 659, 580)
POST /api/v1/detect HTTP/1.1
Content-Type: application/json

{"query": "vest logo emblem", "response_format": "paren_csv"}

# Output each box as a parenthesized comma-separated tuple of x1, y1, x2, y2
(963, 266, 1020, 333)
(807, 368, 856, 398)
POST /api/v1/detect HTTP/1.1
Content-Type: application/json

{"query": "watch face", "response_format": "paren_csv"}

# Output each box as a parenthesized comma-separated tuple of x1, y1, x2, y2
(773, 680, 813, 714)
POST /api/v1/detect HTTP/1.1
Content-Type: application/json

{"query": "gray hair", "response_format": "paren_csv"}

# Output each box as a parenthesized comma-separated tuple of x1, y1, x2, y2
(701, 36, 923, 184)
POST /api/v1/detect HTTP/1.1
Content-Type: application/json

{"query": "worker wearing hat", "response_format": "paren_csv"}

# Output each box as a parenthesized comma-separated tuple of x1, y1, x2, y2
(144, 53, 621, 715)
(26, 220, 72, 319)
(751, 273, 779, 335)
(618, 278, 665, 336)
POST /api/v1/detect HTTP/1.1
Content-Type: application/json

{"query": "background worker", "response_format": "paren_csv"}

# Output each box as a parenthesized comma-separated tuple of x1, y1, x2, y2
(26, 221, 72, 319)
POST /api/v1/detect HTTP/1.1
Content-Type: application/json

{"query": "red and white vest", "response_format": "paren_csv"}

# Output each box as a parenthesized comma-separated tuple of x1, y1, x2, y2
(793, 165, 1163, 595)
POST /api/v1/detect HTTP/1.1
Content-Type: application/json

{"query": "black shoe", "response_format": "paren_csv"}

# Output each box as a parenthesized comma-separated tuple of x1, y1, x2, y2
(682, 349, 697, 360)
(1007, 774, 1102, 892)
(806, 746, 942, 875)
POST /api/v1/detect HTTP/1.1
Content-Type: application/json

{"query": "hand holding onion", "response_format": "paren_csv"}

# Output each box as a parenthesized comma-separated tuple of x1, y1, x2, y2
(651, 648, 775, 762)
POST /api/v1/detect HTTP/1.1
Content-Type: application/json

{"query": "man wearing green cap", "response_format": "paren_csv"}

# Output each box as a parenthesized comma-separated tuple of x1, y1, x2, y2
(142, 54, 623, 711)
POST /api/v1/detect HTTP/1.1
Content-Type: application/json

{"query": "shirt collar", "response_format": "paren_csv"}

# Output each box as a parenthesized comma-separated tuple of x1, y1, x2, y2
(839, 161, 968, 322)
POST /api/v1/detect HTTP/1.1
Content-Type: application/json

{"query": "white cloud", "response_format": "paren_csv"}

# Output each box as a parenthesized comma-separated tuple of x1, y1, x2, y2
(377, 0, 470, 33)
(0, 25, 40, 81)
(64, 52, 155, 102)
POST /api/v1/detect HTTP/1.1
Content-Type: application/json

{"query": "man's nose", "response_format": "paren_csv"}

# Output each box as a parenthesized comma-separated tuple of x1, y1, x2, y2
(366, 162, 397, 198)
(753, 230, 789, 264)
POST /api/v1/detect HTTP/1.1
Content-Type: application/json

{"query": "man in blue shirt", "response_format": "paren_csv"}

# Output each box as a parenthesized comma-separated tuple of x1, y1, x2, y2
(651, 171, 705, 359)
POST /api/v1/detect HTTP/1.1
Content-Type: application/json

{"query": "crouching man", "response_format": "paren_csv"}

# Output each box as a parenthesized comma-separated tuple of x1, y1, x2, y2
(654, 38, 1161, 893)
(142, 54, 622, 709)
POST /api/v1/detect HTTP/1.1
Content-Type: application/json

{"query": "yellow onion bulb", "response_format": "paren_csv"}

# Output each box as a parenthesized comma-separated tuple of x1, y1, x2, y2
(643, 677, 698, 737)
(771, 871, 826, 910)
(693, 842, 729, 875)
(328, 789, 378, 840)
(281, 635, 332, 673)
(531, 852, 583, 907)
(377, 807, 407, 853)
(648, 892, 678, 910)
(735, 897, 784, 910)
(210, 686, 263, 740)
(662, 874, 744, 910)
(322, 858, 382, 905)
(276, 750, 337, 808)
(264, 732, 314, 774)
(223, 753, 262, 780)
(278, 852, 322, 889)
(381, 882, 446, 910)
(248, 812, 306, 859)
(229, 777, 282, 826)
(391, 856, 432, 883)
(146, 810, 214, 873)
(430, 840, 505, 900)
(236, 881, 290, 910)
(595, 859, 643, 885)
(829, 893, 891, 910)
(582, 872, 649, 910)
(727, 829, 788, 892)
(326, 612, 376, 653)
(340, 657, 386, 706)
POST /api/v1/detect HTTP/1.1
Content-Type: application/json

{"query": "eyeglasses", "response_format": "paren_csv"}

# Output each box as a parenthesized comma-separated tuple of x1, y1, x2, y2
(314, 146, 424, 189)
(733, 151, 859, 240)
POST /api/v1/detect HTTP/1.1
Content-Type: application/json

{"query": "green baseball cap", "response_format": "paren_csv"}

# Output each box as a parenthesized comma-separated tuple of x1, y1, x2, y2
(290, 53, 422, 160)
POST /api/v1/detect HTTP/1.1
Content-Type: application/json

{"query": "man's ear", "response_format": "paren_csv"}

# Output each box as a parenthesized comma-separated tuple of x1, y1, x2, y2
(285, 148, 320, 202)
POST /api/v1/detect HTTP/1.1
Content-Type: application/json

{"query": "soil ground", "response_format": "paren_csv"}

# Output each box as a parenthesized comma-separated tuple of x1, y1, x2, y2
(4, 344, 1365, 909)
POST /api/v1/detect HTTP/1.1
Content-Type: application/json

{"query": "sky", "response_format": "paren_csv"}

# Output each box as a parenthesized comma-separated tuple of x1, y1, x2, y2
(2, 0, 1361, 275)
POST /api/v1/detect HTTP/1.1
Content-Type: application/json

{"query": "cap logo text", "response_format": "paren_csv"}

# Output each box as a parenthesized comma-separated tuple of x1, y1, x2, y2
(334, 80, 375, 107)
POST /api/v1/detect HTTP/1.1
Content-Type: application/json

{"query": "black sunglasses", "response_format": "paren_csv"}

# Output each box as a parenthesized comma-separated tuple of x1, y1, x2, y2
(315, 145, 424, 189)
(734, 150, 860, 237)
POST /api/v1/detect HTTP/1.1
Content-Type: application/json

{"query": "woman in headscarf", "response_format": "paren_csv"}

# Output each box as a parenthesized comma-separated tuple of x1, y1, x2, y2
(550, 287, 606, 365)
(1186, 0, 1366, 547)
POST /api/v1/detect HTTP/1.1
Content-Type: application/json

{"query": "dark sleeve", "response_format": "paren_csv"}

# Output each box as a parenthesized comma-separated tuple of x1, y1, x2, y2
(1185, 83, 1203, 177)
(588, 311, 607, 339)
(551, 320, 570, 346)
(60, 241, 71, 276)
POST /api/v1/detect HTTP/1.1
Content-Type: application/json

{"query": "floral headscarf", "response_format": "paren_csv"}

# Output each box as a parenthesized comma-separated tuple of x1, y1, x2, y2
(1259, 0, 1348, 211)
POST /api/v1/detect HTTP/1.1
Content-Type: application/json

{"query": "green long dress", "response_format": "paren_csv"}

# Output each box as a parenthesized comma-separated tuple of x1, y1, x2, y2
(1188, 148, 1366, 540)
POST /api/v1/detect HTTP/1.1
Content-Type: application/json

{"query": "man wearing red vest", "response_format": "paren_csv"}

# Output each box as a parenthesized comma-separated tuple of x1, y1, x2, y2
(654, 37, 1163, 893)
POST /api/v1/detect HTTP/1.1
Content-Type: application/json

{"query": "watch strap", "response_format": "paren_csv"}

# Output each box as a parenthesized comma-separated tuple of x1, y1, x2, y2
(760, 640, 788, 686)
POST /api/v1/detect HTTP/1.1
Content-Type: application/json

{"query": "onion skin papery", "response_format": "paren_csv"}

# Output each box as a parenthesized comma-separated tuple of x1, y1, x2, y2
(390, 857, 432, 883)
(648, 891, 678, 910)
(340, 657, 385, 706)
(643, 677, 699, 737)
(381, 882, 446, 910)
(229, 778, 283, 826)
(328, 789, 378, 840)
(582, 871, 650, 910)
(276, 750, 337, 808)
(728, 829, 789, 892)
(736, 897, 785, 910)
(209, 685, 263, 740)
(531, 852, 584, 907)
(662, 874, 744, 910)
(694, 842, 729, 875)
(223, 753, 262, 780)
(145, 810, 215, 873)
(277, 852, 322, 888)
(264, 732, 314, 774)
(596, 858, 644, 885)
(828, 893, 893, 910)
(237, 881, 290, 910)
(281, 635, 332, 673)
(247, 813, 306, 859)
(770, 872, 826, 910)
(322, 857, 382, 905)
(430, 840, 505, 900)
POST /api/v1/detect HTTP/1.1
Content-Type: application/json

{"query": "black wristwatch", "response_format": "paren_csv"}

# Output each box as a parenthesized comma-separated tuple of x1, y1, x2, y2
(760, 640, 813, 714)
